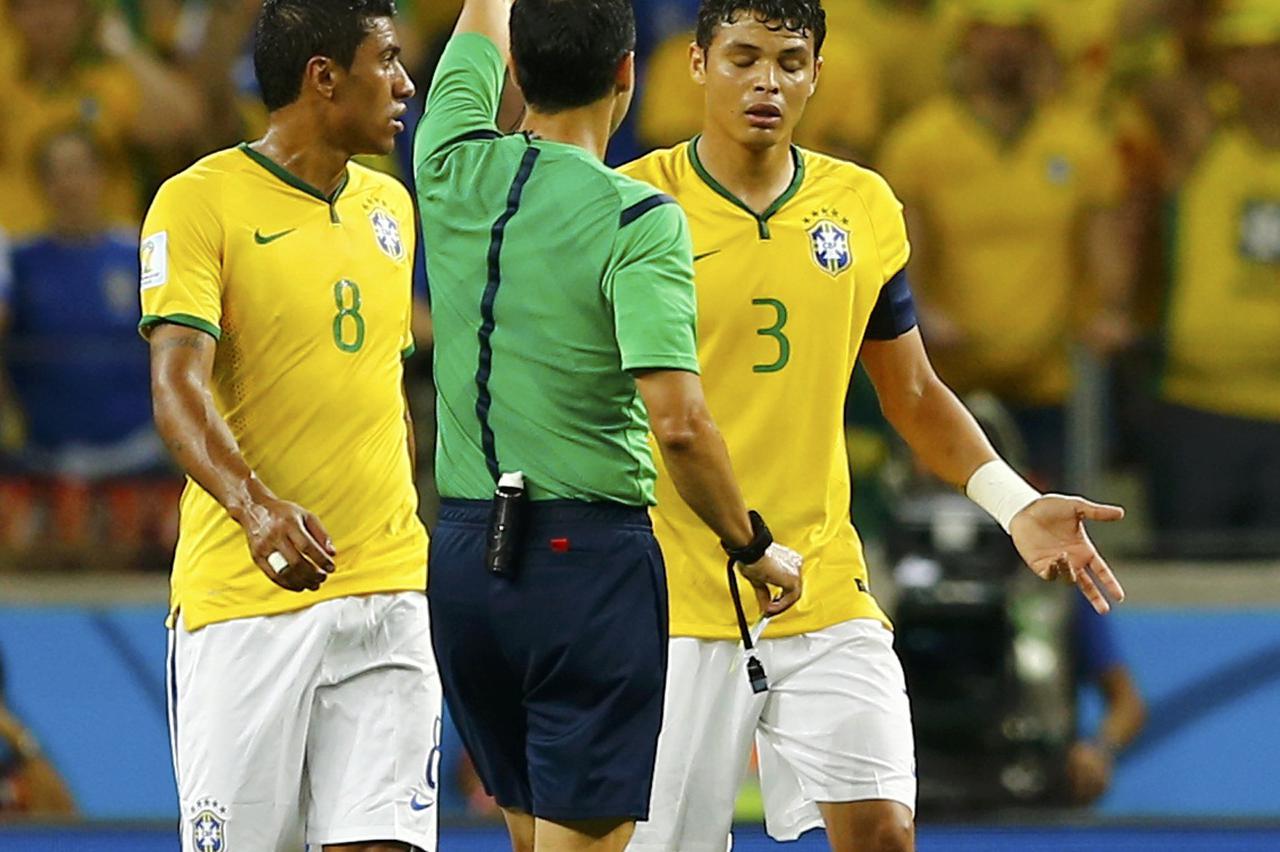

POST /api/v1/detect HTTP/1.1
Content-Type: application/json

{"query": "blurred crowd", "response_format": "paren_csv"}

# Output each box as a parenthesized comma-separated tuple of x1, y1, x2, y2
(0, 0, 1278, 574)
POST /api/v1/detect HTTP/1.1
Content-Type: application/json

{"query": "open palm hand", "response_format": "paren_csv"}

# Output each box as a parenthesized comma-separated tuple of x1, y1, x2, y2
(1009, 495, 1126, 614)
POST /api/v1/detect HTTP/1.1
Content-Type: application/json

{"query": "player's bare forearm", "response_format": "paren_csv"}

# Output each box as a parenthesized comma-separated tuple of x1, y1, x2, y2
(634, 370, 753, 548)
(149, 324, 273, 522)
(454, 0, 514, 61)
(861, 328, 999, 488)
(149, 323, 335, 590)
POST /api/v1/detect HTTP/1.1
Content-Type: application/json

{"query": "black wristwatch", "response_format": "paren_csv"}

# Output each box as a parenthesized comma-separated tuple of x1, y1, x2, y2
(721, 510, 773, 565)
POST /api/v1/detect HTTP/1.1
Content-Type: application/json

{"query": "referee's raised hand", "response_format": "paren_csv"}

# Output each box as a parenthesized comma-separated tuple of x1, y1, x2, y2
(738, 546, 803, 616)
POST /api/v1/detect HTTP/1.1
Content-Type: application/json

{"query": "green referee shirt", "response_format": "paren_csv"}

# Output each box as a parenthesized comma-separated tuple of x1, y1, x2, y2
(414, 33, 700, 505)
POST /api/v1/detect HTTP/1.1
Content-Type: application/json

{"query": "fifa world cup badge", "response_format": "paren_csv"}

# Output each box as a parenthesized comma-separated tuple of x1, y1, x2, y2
(189, 798, 228, 851)
(369, 207, 406, 262)
(806, 217, 853, 277)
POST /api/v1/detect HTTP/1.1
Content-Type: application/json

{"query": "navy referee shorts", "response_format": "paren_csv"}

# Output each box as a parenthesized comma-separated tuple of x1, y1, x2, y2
(428, 498, 669, 822)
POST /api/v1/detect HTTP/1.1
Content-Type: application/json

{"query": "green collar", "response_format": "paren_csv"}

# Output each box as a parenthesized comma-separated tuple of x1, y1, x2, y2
(238, 142, 350, 211)
(687, 135, 804, 239)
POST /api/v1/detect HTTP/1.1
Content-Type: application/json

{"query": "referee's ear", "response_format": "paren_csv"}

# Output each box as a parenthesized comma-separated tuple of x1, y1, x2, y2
(615, 50, 636, 97)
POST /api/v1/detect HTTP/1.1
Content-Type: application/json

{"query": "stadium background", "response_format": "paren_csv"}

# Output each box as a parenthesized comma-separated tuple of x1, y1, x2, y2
(1, 0, 1278, 849)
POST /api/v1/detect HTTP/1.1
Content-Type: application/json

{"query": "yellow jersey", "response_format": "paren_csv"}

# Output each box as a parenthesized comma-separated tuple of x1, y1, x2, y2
(1161, 126, 1280, 421)
(637, 28, 882, 158)
(879, 95, 1123, 405)
(0, 61, 143, 236)
(621, 140, 910, 639)
(139, 145, 427, 631)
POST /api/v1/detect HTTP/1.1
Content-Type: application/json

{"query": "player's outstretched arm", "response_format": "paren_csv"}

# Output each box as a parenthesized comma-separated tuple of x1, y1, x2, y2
(148, 323, 336, 593)
(862, 328, 1125, 613)
(634, 369, 802, 616)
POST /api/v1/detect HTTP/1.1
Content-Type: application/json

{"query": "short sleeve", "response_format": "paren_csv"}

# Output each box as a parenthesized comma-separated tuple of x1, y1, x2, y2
(414, 33, 506, 167)
(861, 170, 911, 284)
(603, 197, 700, 374)
(137, 175, 224, 341)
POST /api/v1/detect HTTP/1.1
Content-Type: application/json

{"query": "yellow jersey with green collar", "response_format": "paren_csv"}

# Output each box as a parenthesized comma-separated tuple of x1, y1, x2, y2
(1162, 126, 1280, 421)
(621, 140, 913, 639)
(138, 144, 426, 631)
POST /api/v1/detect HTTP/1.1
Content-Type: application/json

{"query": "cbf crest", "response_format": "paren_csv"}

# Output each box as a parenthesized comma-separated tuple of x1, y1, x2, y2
(189, 798, 227, 851)
(369, 206, 405, 262)
(805, 210, 854, 277)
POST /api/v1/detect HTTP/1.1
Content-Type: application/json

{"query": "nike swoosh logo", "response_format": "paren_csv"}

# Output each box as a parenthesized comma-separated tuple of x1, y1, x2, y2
(254, 228, 295, 245)
(409, 793, 434, 811)
(693, 250, 722, 262)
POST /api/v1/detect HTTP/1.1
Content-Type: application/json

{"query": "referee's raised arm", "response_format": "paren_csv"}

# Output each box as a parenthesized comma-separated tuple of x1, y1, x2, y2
(451, 0, 513, 58)
(413, 0, 511, 165)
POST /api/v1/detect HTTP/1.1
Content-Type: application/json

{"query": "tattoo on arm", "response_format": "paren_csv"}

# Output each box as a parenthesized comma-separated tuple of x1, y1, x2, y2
(155, 333, 213, 353)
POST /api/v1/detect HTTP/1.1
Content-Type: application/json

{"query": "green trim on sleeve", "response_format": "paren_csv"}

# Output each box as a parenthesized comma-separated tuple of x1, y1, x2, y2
(401, 342, 417, 360)
(139, 313, 222, 341)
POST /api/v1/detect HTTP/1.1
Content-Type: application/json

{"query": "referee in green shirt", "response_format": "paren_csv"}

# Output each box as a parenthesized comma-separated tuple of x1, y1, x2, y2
(414, 0, 802, 849)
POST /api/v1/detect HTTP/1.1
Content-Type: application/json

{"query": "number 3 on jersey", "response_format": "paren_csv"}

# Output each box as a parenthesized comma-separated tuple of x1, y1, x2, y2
(752, 298, 789, 373)
(333, 279, 365, 353)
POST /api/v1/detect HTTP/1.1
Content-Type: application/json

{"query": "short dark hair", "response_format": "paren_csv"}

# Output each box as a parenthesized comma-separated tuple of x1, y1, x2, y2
(510, 0, 636, 113)
(253, 0, 397, 111)
(695, 0, 826, 55)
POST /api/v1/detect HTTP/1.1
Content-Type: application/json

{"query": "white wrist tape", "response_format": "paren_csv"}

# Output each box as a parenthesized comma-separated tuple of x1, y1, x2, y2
(965, 460, 1041, 533)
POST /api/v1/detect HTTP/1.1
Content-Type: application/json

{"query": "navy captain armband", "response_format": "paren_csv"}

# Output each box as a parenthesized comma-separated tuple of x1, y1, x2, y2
(865, 268, 918, 340)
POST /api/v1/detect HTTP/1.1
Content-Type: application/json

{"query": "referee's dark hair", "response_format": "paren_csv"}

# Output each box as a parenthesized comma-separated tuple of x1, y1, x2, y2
(510, 0, 637, 113)
(695, 0, 827, 55)
(254, 0, 398, 111)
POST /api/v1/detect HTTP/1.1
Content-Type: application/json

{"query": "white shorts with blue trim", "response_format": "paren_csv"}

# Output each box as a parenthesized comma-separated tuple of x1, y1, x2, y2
(628, 618, 916, 851)
(167, 591, 441, 852)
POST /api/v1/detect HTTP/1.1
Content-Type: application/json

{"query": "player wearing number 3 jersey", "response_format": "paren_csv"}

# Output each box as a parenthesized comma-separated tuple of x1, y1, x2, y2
(621, 1, 1128, 850)
(138, 2, 438, 850)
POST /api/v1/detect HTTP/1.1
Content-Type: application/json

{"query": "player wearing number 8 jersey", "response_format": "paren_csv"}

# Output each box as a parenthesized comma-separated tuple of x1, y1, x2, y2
(139, 2, 439, 850)
(621, 0, 1129, 850)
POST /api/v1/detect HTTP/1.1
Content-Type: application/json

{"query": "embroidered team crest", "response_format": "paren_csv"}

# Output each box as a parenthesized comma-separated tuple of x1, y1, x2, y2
(807, 219, 853, 277)
(1240, 200, 1280, 264)
(370, 208, 405, 261)
(190, 798, 228, 851)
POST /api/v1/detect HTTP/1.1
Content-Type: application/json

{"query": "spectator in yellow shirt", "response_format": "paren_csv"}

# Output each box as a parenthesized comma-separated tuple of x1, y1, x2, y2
(0, 0, 201, 236)
(879, 0, 1133, 485)
(1146, 0, 1280, 556)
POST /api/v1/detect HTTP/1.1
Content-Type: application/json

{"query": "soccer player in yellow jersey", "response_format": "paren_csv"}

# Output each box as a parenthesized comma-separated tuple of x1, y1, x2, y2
(621, 1, 1128, 849)
(138, 2, 435, 850)
(1147, 0, 1280, 553)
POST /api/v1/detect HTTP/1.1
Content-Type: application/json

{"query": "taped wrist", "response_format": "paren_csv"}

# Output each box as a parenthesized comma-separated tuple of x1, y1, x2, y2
(965, 459, 1041, 533)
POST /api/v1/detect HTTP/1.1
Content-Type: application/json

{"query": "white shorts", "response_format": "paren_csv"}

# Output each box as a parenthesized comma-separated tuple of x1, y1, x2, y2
(167, 591, 441, 851)
(629, 618, 916, 851)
